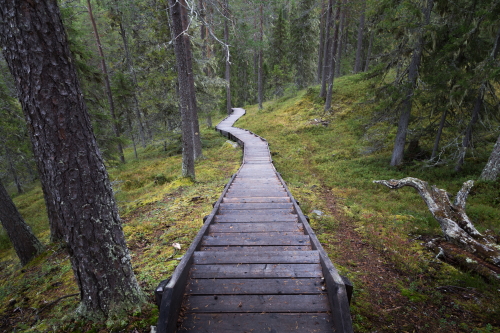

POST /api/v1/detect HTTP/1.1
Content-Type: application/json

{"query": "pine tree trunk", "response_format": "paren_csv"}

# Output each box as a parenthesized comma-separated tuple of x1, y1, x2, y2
(117, 13, 146, 148)
(224, 0, 232, 115)
(0, 0, 144, 318)
(320, 0, 334, 98)
(455, 88, 482, 172)
(390, 0, 434, 166)
(169, 0, 195, 178)
(257, 3, 264, 110)
(335, 7, 346, 78)
(354, 0, 366, 73)
(324, 0, 342, 112)
(6, 149, 23, 194)
(364, 30, 374, 72)
(86, 0, 125, 164)
(0, 180, 43, 265)
(317, 0, 327, 83)
(431, 109, 447, 160)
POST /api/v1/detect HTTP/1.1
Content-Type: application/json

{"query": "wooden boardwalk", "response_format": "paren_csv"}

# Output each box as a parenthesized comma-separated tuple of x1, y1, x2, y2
(156, 108, 353, 332)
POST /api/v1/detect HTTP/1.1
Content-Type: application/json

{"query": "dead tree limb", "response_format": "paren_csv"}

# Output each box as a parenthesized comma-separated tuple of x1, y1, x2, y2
(373, 177, 500, 268)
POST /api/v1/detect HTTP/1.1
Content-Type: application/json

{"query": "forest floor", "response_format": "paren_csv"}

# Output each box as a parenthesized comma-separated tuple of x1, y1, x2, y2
(1, 75, 500, 332)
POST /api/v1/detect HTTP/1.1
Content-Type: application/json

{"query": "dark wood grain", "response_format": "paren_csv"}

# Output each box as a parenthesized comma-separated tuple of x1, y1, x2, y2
(193, 250, 319, 264)
(191, 263, 323, 278)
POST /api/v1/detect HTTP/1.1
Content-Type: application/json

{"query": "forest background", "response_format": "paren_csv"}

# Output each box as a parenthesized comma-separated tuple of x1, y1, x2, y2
(0, 0, 500, 331)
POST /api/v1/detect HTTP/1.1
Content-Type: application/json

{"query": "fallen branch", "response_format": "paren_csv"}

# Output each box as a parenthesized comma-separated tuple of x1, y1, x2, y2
(374, 177, 500, 269)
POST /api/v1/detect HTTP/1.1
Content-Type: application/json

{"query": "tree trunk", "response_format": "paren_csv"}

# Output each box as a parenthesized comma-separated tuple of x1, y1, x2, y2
(6, 148, 23, 194)
(0, 180, 43, 265)
(480, 133, 500, 180)
(390, 0, 434, 166)
(0, 0, 144, 318)
(86, 0, 125, 164)
(354, 0, 366, 73)
(374, 177, 500, 268)
(431, 109, 447, 160)
(257, 3, 264, 110)
(116, 11, 146, 148)
(455, 87, 482, 172)
(335, 6, 346, 78)
(320, 0, 334, 98)
(364, 30, 374, 72)
(224, 0, 232, 115)
(168, 0, 195, 178)
(324, 0, 342, 112)
(317, 0, 327, 83)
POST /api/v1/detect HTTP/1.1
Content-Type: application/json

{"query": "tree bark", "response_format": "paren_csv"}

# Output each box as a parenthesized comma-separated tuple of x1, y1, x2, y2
(480, 133, 500, 180)
(335, 6, 346, 78)
(257, 3, 264, 110)
(390, 0, 434, 166)
(317, 0, 327, 83)
(374, 177, 500, 268)
(324, 0, 342, 112)
(455, 87, 482, 172)
(0, 0, 144, 318)
(168, 0, 196, 178)
(0, 180, 43, 265)
(364, 29, 374, 72)
(430, 109, 447, 160)
(6, 148, 23, 194)
(354, 0, 366, 73)
(86, 0, 125, 164)
(320, 0, 334, 98)
(223, 0, 232, 115)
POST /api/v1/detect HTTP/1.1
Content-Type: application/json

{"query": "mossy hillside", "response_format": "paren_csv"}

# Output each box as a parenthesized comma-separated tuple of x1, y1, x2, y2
(238, 75, 500, 331)
(0, 119, 241, 332)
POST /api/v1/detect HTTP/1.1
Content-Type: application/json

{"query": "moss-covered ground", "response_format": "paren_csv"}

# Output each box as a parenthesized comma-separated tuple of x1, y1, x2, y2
(1, 74, 499, 332)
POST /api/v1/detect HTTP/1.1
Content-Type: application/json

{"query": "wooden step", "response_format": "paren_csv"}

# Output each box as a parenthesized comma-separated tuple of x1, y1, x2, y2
(190, 263, 323, 278)
(193, 250, 319, 264)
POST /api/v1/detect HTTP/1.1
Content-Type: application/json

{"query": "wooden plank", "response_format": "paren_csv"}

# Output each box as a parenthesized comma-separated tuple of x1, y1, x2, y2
(219, 203, 294, 210)
(217, 209, 293, 215)
(187, 278, 325, 295)
(190, 263, 323, 278)
(209, 222, 302, 233)
(214, 214, 298, 222)
(200, 245, 313, 251)
(202, 235, 310, 246)
(209, 231, 303, 237)
(179, 313, 334, 333)
(193, 250, 319, 264)
(184, 294, 330, 313)
(221, 197, 291, 203)
(225, 191, 288, 197)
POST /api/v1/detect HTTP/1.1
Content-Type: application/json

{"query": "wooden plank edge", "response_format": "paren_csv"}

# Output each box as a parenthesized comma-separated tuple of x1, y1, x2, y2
(275, 172, 354, 333)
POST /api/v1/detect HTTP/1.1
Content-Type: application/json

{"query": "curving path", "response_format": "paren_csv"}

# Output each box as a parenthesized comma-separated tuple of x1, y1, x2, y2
(156, 108, 353, 332)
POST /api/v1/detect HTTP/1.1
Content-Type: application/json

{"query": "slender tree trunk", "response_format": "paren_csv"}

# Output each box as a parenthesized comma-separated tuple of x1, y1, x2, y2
(86, 0, 125, 164)
(320, 0, 334, 98)
(116, 11, 146, 148)
(364, 30, 374, 72)
(127, 110, 138, 159)
(317, 0, 327, 83)
(224, 0, 232, 115)
(455, 87, 483, 172)
(390, 0, 434, 166)
(257, 3, 264, 110)
(354, 0, 366, 73)
(6, 149, 22, 194)
(168, 0, 195, 178)
(0, 180, 43, 265)
(335, 7, 346, 78)
(431, 109, 447, 160)
(324, 0, 342, 112)
(0, 0, 144, 317)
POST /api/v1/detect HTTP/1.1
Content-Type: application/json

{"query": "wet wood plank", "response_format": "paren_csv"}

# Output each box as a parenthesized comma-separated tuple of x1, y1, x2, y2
(200, 245, 313, 251)
(209, 222, 302, 233)
(179, 313, 334, 333)
(219, 203, 294, 210)
(184, 294, 330, 313)
(217, 209, 293, 215)
(193, 250, 319, 264)
(221, 197, 291, 203)
(191, 263, 323, 278)
(187, 278, 325, 295)
(202, 235, 310, 246)
(214, 214, 298, 223)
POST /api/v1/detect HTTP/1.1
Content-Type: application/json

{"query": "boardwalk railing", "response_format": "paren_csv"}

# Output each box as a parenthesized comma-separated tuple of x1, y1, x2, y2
(156, 108, 353, 332)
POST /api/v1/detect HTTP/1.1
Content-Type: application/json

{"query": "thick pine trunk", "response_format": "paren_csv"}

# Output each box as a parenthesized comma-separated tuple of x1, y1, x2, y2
(324, 0, 342, 112)
(169, 0, 196, 178)
(0, 0, 144, 318)
(86, 0, 125, 164)
(375, 178, 500, 269)
(390, 0, 433, 166)
(0, 180, 43, 265)
(354, 0, 366, 73)
(320, 0, 334, 98)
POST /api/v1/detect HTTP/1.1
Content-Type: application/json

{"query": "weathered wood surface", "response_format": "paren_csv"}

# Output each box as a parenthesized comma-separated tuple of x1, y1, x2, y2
(157, 108, 353, 332)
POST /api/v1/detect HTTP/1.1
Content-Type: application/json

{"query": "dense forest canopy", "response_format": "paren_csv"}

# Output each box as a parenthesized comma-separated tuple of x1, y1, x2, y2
(0, 0, 499, 326)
